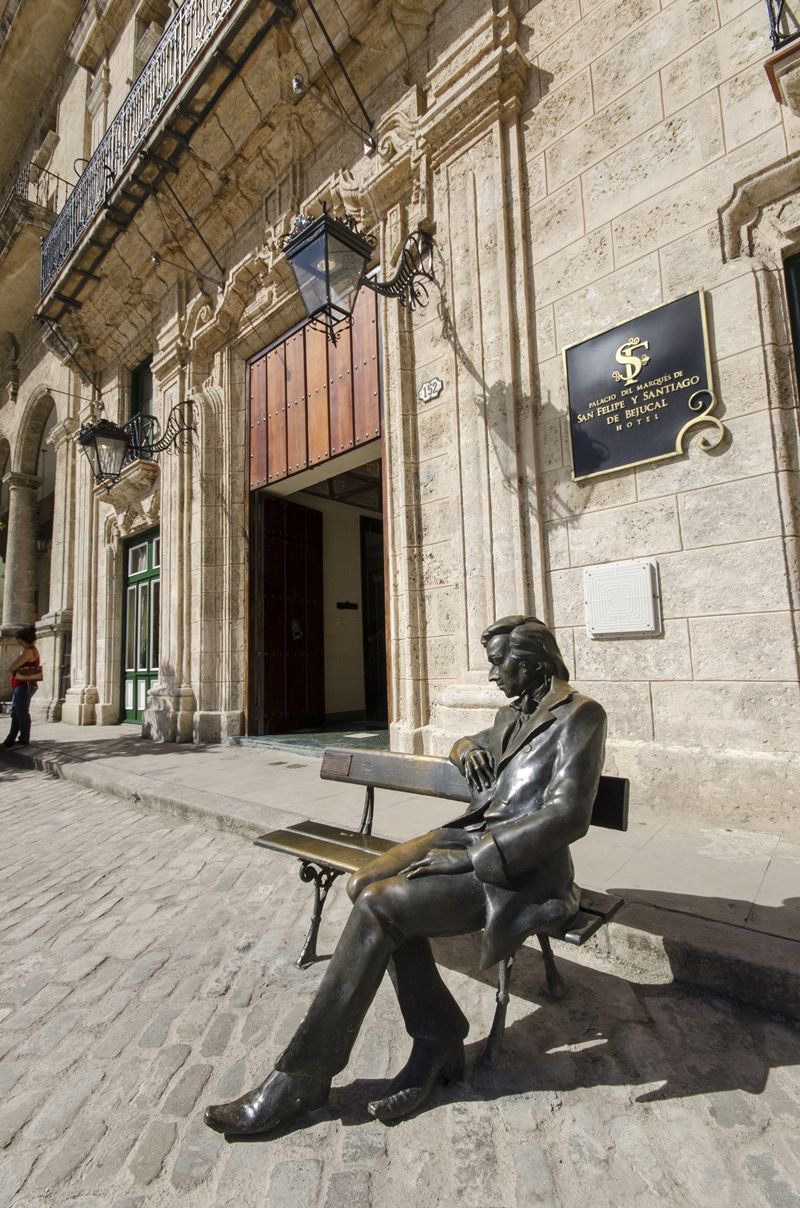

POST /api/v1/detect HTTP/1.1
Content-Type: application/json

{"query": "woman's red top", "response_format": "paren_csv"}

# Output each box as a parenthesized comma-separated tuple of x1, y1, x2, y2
(11, 647, 40, 690)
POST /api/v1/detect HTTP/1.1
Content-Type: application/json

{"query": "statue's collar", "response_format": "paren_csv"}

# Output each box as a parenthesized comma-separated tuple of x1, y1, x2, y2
(511, 677, 572, 718)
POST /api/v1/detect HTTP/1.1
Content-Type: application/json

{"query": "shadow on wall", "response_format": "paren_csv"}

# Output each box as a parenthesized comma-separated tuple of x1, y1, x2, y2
(435, 272, 623, 525)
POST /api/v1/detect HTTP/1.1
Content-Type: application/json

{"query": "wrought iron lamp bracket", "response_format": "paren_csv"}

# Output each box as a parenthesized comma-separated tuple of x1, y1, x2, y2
(124, 398, 198, 463)
(363, 230, 435, 310)
(77, 399, 198, 489)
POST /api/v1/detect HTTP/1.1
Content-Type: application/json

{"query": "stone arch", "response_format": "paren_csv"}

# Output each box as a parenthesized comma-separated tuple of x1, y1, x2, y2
(13, 387, 58, 475)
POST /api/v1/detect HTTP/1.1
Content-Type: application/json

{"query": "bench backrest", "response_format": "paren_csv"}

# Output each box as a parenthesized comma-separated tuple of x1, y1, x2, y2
(320, 747, 629, 832)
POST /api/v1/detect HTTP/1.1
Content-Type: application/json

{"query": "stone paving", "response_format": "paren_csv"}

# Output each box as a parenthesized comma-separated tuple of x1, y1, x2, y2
(1, 767, 800, 1208)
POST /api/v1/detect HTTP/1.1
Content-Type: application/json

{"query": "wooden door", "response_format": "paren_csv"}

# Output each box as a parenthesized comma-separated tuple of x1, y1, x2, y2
(360, 516, 387, 722)
(250, 495, 324, 733)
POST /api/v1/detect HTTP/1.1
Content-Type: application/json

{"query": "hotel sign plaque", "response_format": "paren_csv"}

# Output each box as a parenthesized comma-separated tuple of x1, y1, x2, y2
(564, 291, 723, 481)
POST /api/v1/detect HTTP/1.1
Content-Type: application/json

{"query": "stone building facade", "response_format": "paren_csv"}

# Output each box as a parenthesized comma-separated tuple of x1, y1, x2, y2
(1, 0, 800, 830)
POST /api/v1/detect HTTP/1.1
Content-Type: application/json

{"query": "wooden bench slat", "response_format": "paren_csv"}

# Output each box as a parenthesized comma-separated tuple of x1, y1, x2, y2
(320, 748, 628, 833)
(255, 831, 375, 874)
(558, 910, 607, 945)
(271, 821, 395, 860)
(287, 820, 396, 851)
(321, 748, 472, 803)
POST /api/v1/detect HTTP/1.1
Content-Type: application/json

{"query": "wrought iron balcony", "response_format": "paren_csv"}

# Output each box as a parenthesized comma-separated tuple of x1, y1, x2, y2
(40, 0, 244, 296)
(0, 162, 72, 231)
(766, 0, 800, 52)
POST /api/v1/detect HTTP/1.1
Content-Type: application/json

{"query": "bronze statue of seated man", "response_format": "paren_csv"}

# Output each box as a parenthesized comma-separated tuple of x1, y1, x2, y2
(204, 614, 607, 1135)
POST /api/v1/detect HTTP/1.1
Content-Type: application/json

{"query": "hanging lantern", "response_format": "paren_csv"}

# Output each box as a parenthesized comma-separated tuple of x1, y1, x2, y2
(283, 209, 436, 344)
(282, 211, 373, 341)
(77, 417, 130, 484)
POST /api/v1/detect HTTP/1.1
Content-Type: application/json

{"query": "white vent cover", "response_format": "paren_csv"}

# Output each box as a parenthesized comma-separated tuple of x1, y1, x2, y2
(584, 559, 661, 638)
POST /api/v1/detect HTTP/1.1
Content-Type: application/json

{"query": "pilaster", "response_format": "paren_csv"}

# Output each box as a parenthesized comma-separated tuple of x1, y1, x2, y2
(1, 471, 40, 628)
(142, 327, 196, 742)
(60, 437, 99, 726)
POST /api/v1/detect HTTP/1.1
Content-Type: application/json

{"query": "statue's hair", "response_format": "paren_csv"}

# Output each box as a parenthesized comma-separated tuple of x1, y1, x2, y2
(481, 614, 570, 683)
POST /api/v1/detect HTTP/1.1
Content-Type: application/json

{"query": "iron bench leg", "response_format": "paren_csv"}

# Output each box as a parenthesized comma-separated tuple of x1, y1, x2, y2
(538, 933, 567, 999)
(296, 862, 341, 968)
(480, 953, 514, 1066)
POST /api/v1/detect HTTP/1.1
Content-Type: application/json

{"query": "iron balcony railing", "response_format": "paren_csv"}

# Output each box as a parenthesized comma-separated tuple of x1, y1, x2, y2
(40, 0, 241, 296)
(766, 0, 800, 51)
(0, 161, 72, 228)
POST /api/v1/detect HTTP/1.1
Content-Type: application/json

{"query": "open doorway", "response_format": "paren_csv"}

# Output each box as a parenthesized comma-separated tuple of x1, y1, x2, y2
(248, 452, 387, 737)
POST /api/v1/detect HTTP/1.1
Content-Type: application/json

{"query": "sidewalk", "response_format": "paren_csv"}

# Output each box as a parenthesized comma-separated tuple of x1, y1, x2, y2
(3, 722, 799, 1022)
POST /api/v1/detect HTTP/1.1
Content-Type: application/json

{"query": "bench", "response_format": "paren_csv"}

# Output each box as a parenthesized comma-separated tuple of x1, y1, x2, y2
(256, 747, 629, 1060)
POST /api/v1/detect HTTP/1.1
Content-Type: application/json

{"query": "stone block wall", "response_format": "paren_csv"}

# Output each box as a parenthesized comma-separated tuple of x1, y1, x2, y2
(418, 0, 800, 830)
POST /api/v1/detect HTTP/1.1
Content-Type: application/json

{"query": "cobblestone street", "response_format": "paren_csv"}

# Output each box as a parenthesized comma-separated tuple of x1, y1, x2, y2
(1, 768, 799, 1208)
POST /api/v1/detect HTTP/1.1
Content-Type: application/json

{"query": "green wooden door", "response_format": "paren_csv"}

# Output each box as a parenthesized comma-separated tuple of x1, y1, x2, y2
(122, 529, 160, 722)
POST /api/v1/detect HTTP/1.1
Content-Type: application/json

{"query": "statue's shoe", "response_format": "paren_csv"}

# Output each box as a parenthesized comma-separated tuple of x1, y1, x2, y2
(204, 1070, 329, 1136)
(367, 1038, 465, 1123)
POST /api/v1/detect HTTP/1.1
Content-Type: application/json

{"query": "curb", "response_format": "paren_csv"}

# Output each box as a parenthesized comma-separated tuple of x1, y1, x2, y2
(596, 903, 800, 1024)
(3, 743, 296, 841)
(8, 743, 800, 1024)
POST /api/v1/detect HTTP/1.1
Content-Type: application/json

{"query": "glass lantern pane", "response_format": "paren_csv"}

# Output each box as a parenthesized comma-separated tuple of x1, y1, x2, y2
(95, 432, 127, 479)
(328, 235, 366, 313)
(289, 233, 329, 316)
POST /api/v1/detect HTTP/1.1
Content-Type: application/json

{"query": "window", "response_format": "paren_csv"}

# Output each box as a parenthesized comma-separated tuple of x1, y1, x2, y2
(131, 357, 154, 418)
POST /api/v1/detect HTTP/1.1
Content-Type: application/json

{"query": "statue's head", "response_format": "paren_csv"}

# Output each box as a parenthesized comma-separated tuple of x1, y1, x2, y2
(480, 615, 569, 700)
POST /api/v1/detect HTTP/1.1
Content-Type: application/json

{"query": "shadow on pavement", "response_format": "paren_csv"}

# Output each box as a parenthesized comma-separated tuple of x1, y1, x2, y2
(226, 933, 800, 1144)
(0, 736, 207, 763)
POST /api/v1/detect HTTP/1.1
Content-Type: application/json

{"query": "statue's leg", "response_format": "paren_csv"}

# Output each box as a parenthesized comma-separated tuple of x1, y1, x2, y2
(361, 870, 486, 1121)
(279, 866, 484, 1077)
(205, 863, 485, 1135)
(389, 937, 470, 1042)
(205, 878, 397, 1137)
(347, 830, 443, 901)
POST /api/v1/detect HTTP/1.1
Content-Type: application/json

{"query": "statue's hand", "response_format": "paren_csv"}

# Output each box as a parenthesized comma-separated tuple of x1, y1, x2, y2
(403, 849, 474, 879)
(462, 746, 495, 793)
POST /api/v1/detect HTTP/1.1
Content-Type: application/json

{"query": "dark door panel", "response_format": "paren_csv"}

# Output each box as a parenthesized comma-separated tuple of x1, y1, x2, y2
(250, 495, 324, 733)
(361, 515, 388, 723)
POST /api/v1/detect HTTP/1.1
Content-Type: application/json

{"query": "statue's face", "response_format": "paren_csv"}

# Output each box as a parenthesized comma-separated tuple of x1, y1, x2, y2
(485, 634, 545, 700)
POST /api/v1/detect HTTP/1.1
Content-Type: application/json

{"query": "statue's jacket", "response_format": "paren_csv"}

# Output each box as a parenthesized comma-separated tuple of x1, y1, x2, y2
(446, 678, 607, 969)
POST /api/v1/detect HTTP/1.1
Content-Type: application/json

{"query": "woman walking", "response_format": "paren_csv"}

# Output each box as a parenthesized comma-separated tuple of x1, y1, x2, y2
(3, 626, 42, 748)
